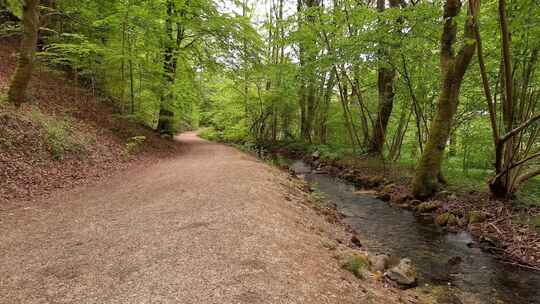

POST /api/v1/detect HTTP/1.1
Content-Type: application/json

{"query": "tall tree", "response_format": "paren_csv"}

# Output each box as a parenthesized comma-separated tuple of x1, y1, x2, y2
(7, 0, 40, 106)
(368, 0, 401, 155)
(412, 0, 478, 199)
(297, 0, 320, 143)
(475, 0, 540, 198)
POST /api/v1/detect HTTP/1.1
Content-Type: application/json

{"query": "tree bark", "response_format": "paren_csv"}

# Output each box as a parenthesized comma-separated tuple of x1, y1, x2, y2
(157, 0, 182, 136)
(8, 0, 40, 107)
(368, 0, 398, 155)
(412, 0, 477, 199)
(474, 0, 540, 198)
(369, 66, 396, 154)
(297, 0, 320, 143)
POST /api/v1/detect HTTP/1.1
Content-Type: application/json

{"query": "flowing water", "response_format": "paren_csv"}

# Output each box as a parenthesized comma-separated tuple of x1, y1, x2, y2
(289, 160, 540, 304)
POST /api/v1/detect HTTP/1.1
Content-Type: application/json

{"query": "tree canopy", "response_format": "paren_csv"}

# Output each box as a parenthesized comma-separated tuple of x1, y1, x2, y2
(2, 0, 539, 200)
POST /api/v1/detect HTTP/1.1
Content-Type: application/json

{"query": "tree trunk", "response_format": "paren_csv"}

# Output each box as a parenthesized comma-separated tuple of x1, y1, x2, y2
(8, 0, 40, 107)
(157, 0, 181, 136)
(317, 72, 335, 144)
(368, 0, 398, 155)
(412, 0, 477, 199)
(369, 66, 395, 154)
(297, 0, 320, 143)
(474, 0, 540, 198)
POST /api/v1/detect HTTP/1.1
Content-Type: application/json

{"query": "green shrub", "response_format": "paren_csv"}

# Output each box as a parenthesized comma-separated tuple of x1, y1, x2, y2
(221, 122, 249, 143)
(199, 127, 222, 141)
(341, 253, 369, 279)
(31, 109, 88, 160)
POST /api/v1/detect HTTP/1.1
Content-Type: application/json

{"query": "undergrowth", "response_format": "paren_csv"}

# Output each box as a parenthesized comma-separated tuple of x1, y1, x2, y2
(341, 254, 369, 279)
(122, 135, 146, 158)
(30, 108, 91, 160)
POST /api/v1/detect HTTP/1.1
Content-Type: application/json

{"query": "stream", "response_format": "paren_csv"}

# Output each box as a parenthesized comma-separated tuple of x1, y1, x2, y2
(289, 160, 540, 304)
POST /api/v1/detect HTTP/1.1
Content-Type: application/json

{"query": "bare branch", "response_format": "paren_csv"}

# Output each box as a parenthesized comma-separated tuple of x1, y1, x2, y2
(500, 113, 540, 143)
(516, 168, 540, 187)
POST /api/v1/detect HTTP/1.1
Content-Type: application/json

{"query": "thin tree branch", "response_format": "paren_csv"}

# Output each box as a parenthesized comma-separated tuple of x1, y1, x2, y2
(499, 113, 540, 143)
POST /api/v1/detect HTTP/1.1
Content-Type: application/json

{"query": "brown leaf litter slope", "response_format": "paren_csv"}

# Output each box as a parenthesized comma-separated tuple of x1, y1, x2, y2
(0, 132, 407, 304)
(0, 39, 177, 206)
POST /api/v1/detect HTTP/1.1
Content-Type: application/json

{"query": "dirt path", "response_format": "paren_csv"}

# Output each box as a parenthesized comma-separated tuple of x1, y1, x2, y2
(0, 132, 398, 304)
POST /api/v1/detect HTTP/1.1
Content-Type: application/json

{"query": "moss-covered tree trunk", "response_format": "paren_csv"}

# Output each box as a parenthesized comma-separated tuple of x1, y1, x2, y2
(7, 0, 40, 107)
(412, 0, 477, 199)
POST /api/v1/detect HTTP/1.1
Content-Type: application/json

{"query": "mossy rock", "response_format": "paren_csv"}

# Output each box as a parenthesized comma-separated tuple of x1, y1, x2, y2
(435, 212, 458, 226)
(409, 199, 422, 206)
(382, 183, 396, 193)
(367, 175, 386, 187)
(416, 201, 441, 213)
(435, 213, 450, 226)
(385, 258, 417, 287)
(468, 211, 486, 224)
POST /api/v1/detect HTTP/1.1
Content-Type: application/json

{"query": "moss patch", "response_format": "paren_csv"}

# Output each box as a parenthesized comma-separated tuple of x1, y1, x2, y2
(416, 201, 441, 213)
(341, 253, 370, 279)
(468, 211, 486, 224)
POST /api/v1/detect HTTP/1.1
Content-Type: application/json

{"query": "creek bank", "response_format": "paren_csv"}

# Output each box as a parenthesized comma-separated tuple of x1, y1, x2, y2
(208, 140, 540, 302)
(270, 146, 540, 269)
(288, 158, 540, 303)
(286, 164, 422, 290)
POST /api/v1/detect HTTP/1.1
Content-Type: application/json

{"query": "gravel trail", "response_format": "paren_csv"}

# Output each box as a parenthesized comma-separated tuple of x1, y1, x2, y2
(0, 132, 393, 304)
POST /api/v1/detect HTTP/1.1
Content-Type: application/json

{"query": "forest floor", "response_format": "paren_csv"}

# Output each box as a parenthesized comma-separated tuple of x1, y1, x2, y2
(0, 132, 429, 304)
(0, 38, 179, 208)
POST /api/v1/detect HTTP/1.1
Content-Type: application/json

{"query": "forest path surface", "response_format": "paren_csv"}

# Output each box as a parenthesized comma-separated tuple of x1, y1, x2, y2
(0, 132, 379, 304)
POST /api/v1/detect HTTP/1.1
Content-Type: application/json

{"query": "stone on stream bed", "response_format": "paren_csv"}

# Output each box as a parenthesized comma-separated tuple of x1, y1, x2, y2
(435, 212, 458, 227)
(384, 258, 417, 287)
(468, 211, 486, 224)
(350, 235, 363, 248)
(368, 254, 390, 272)
(415, 201, 441, 213)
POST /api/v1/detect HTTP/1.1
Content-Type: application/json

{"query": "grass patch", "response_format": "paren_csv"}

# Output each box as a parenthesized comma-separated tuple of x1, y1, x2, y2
(341, 253, 369, 279)
(518, 178, 540, 207)
(0, 90, 7, 105)
(30, 108, 90, 160)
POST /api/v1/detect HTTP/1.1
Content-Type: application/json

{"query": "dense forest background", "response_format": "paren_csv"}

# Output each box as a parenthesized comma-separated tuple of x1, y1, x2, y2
(1, 0, 539, 202)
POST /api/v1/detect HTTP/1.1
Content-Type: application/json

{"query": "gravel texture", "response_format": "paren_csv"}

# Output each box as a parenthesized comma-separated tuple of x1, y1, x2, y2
(0, 132, 404, 304)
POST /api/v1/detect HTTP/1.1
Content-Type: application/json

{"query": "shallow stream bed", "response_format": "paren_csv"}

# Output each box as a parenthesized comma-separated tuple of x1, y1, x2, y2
(290, 160, 540, 304)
